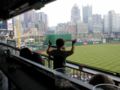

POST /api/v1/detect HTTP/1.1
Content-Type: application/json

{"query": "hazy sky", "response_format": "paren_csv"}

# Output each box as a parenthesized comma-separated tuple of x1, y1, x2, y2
(38, 0, 120, 27)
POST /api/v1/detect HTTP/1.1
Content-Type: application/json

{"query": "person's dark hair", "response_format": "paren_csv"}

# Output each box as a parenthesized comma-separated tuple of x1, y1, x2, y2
(56, 38, 64, 48)
(89, 74, 114, 86)
(20, 48, 32, 60)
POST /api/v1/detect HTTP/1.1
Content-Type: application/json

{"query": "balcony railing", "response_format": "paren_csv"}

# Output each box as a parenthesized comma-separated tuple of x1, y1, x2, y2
(41, 54, 120, 85)
(0, 42, 120, 89)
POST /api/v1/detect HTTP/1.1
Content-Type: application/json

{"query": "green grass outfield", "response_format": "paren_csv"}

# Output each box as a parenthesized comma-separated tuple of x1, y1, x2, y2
(67, 44, 120, 73)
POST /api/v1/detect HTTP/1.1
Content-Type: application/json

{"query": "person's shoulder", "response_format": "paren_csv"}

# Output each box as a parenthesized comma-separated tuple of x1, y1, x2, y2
(48, 49, 57, 54)
(32, 52, 39, 55)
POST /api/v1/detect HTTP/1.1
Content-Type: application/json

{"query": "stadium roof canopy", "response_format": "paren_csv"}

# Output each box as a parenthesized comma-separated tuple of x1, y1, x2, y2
(0, 0, 55, 20)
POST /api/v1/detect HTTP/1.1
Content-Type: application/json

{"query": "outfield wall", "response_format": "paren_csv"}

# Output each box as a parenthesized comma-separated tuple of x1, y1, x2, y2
(65, 41, 102, 47)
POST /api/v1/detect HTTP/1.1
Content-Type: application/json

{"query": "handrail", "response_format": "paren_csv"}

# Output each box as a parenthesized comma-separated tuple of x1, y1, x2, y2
(40, 54, 120, 84)
(40, 54, 120, 75)
(35, 53, 120, 86)
(0, 42, 93, 89)
(66, 61, 120, 83)
(12, 55, 93, 90)
(0, 42, 120, 85)
(67, 60, 120, 76)
(12, 55, 55, 78)
(0, 42, 20, 51)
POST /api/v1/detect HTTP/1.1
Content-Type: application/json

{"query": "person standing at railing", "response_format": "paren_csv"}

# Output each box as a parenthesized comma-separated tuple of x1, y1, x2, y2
(20, 47, 33, 60)
(46, 38, 76, 69)
(20, 48, 44, 65)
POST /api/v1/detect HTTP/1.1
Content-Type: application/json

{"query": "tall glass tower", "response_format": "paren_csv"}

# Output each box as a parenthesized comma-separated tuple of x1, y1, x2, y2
(82, 5, 92, 23)
(71, 4, 81, 23)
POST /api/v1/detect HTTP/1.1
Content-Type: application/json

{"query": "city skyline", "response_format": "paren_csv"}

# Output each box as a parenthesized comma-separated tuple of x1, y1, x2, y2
(39, 0, 120, 26)
(5, 0, 120, 37)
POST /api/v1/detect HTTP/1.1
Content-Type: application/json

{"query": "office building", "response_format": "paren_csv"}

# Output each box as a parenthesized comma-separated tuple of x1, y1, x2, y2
(71, 4, 81, 23)
(82, 5, 92, 23)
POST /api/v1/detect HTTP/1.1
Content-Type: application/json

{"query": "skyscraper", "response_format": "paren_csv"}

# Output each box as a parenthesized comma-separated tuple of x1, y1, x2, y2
(37, 12, 48, 33)
(103, 15, 110, 33)
(108, 10, 120, 33)
(108, 10, 116, 33)
(92, 14, 103, 33)
(104, 10, 120, 34)
(115, 14, 120, 32)
(92, 14, 102, 24)
(71, 4, 81, 23)
(82, 5, 92, 23)
(23, 10, 36, 29)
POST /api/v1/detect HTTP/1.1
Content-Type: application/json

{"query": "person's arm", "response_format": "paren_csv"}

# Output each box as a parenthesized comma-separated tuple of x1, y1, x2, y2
(70, 39, 76, 53)
(65, 39, 76, 56)
(46, 40, 52, 55)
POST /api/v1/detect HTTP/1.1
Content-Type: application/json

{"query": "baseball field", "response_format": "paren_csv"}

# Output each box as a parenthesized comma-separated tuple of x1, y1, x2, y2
(67, 44, 120, 73)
